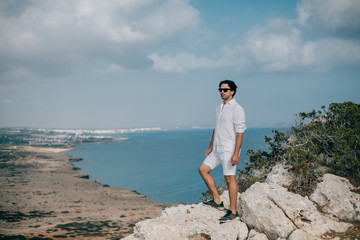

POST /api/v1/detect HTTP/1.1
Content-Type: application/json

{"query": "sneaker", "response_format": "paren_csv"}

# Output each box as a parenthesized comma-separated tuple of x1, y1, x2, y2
(202, 200, 224, 210)
(219, 210, 239, 223)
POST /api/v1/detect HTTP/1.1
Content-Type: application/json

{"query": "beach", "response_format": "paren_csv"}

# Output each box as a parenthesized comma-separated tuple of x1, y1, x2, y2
(0, 145, 168, 239)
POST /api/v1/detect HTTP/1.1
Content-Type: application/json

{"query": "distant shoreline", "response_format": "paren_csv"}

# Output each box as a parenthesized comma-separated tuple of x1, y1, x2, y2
(0, 140, 169, 239)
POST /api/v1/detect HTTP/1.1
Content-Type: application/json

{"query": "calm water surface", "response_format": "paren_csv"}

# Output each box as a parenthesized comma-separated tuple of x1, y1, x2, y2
(67, 128, 274, 204)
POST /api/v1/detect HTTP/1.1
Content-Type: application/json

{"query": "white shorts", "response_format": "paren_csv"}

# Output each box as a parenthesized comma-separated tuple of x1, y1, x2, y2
(203, 151, 237, 176)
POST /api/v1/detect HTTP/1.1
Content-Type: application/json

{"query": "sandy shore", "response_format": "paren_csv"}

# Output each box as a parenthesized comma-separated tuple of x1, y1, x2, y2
(0, 145, 168, 239)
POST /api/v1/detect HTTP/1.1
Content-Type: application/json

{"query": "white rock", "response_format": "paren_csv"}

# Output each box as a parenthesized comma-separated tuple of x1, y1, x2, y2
(288, 229, 321, 240)
(239, 182, 296, 240)
(125, 169, 356, 240)
(266, 163, 293, 186)
(322, 214, 353, 233)
(310, 174, 360, 221)
(266, 183, 336, 236)
(239, 181, 352, 239)
(124, 204, 248, 240)
(247, 229, 269, 240)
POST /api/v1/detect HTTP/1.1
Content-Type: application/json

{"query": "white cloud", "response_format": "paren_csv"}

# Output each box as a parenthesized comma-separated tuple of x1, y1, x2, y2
(0, 0, 199, 78)
(310, 38, 360, 68)
(243, 18, 306, 71)
(149, 53, 221, 73)
(97, 63, 131, 75)
(149, 18, 316, 72)
(297, 0, 360, 34)
(1, 0, 359, 77)
(238, 18, 360, 72)
(149, 4, 360, 73)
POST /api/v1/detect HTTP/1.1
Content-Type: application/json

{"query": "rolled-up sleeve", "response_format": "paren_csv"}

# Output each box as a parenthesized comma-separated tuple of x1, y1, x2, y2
(234, 105, 246, 133)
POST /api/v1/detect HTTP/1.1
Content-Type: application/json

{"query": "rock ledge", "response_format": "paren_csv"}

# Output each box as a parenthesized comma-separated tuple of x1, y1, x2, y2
(124, 165, 359, 240)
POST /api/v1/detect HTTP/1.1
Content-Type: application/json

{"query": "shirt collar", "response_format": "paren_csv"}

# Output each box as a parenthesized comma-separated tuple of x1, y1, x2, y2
(223, 99, 236, 105)
(228, 99, 236, 104)
(221, 98, 236, 108)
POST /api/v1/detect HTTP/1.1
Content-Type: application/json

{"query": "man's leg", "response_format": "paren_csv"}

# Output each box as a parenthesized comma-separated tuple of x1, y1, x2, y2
(199, 163, 221, 204)
(225, 175, 238, 214)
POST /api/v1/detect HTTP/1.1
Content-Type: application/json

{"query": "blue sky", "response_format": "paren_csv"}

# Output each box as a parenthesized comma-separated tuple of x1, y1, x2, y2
(0, 0, 359, 129)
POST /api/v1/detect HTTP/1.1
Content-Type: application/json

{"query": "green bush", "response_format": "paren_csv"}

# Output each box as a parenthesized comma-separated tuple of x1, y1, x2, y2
(240, 101, 360, 195)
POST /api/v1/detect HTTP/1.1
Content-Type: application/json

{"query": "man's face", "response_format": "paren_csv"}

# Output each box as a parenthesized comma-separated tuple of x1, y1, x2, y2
(219, 83, 234, 101)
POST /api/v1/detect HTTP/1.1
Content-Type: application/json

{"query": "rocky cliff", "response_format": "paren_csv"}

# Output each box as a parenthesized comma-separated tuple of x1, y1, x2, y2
(124, 164, 360, 240)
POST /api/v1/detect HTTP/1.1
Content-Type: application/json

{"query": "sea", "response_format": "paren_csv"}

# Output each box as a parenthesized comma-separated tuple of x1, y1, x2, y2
(66, 128, 275, 204)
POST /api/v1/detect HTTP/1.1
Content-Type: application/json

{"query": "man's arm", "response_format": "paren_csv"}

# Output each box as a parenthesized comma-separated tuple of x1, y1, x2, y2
(231, 132, 244, 166)
(205, 129, 215, 157)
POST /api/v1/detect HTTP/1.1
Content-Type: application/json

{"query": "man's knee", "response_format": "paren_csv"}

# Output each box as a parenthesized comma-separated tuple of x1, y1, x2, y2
(224, 175, 236, 183)
(199, 163, 211, 176)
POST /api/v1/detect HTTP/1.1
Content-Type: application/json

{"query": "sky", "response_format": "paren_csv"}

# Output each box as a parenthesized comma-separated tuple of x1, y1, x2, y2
(0, 0, 359, 129)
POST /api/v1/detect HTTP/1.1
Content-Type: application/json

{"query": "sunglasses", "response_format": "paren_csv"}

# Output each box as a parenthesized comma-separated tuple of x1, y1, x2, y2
(218, 88, 232, 92)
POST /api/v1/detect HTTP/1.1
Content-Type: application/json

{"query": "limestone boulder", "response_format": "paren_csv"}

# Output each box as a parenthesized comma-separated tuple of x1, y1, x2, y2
(124, 203, 248, 240)
(266, 183, 351, 236)
(265, 163, 294, 186)
(239, 182, 352, 240)
(124, 168, 357, 240)
(239, 182, 296, 240)
(288, 229, 321, 240)
(310, 173, 360, 221)
(247, 229, 269, 240)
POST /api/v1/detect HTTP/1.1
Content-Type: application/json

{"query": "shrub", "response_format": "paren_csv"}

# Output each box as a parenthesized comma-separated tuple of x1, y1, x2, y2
(240, 101, 360, 195)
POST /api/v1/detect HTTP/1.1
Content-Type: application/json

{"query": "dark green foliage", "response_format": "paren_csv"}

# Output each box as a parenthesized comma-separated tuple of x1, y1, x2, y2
(241, 101, 360, 194)
(293, 102, 360, 184)
(238, 129, 289, 193)
(245, 129, 287, 172)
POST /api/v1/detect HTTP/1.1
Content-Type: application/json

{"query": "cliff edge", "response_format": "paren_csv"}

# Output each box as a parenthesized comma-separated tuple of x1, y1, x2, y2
(124, 164, 360, 240)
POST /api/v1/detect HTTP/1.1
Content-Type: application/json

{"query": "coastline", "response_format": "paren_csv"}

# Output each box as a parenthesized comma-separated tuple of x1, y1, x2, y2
(0, 144, 168, 239)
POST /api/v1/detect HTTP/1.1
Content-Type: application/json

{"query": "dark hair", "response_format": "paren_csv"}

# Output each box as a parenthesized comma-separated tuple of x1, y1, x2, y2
(219, 80, 237, 97)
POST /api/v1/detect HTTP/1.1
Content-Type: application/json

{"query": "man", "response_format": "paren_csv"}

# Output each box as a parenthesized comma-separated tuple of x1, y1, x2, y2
(199, 80, 246, 222)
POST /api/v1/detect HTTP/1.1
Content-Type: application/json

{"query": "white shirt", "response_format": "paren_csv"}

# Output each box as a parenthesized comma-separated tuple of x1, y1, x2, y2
(213, 99, 246, 153)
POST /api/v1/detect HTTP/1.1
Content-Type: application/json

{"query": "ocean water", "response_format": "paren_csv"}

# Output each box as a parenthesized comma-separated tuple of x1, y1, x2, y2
(66, 128, 274, 204)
